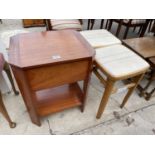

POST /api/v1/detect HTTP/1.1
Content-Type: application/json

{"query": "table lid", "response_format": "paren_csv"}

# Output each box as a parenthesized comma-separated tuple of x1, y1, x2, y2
(9, 30, 95, 69)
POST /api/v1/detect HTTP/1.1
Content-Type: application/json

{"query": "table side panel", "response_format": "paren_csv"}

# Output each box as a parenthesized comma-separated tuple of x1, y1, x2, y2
(26, 60, 90, 91)
(11, 66, 41, 125)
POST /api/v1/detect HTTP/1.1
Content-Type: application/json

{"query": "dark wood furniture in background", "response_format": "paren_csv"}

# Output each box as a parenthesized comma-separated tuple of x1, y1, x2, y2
(23, 19, 45, 28)
(87, 19, 107, 30)
(145, 57, 155, 99)
(87, 19, 95, 30)
(151, 20, 155, 36)
(123, 37, 155, 100)
(108, 19, 150, 39)
(123, 37, 155, 59)
(0, 92, 16, 128)
(9, 30, 95, 126)
(0, 53, 18, 128)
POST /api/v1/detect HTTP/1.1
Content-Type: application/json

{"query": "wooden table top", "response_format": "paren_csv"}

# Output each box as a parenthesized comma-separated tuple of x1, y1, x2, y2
(123, 37, 155, 59)
(9, 30, 95, 69)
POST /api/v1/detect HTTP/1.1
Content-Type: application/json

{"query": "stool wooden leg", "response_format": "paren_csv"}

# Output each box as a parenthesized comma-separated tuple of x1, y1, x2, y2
(0, 92, 16, 128)
(3, 62, 19, 95)
(120, 74, 144, 108)
(96, 79, 115, 119)
(81, 63, 92, 112)
(80, 78, 90, 112)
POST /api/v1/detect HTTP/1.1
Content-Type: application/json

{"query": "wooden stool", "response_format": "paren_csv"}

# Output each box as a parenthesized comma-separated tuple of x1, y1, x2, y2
(94, 45, 149, 119)
(80, 29, 121, 48)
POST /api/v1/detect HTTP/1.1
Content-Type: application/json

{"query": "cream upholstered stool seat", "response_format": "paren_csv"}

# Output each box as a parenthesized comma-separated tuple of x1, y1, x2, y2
(95, 45, 149, 79)
(80, 29, 121, 49)
(93, 44, 150, 119)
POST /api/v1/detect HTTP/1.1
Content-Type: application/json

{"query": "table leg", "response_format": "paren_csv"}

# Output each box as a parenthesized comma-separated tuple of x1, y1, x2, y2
(0, 91, 16, 128)
(81, 64, 92, 113)
(3, 62, 19, 95)
(11, 67, 41, 126)
(80, 78, 90, 112)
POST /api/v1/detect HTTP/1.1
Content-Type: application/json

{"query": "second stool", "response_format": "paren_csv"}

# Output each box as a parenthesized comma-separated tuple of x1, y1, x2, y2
(80, 29, 121, 48)
(94, 44, 150, 118)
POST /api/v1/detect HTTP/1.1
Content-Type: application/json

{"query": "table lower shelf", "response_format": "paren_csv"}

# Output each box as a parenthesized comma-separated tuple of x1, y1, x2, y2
(35, 83, 83, 116)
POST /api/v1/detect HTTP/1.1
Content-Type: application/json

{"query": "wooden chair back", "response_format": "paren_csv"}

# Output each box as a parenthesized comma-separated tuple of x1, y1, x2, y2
(44, 19, 83, 31)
